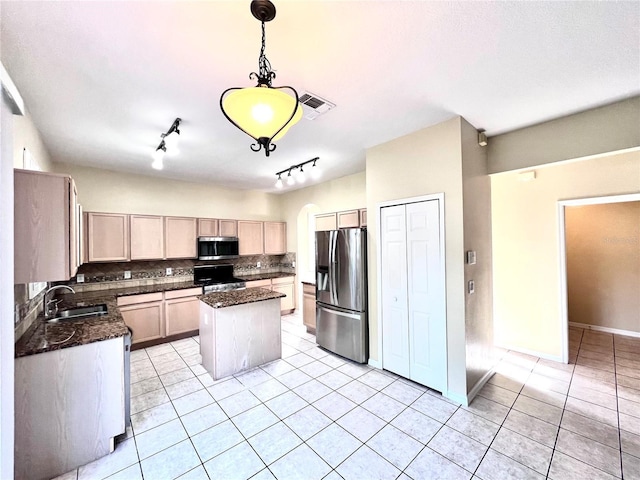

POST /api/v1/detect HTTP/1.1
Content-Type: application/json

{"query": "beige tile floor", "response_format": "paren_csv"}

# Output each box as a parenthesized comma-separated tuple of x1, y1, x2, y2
(56, 319, 640, 480)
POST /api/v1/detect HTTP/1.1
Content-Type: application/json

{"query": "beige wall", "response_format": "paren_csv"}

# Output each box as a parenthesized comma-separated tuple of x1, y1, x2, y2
(491, 150, 640, 359)
(488, 96, 640, 174)
(566, 202, 640, 334)
(366, 116, 468, 400)
(278, 171, 367, 252)
(461, 118, 495, 393)
(13, 111, 54, 172)
(54, 163, 282, 221)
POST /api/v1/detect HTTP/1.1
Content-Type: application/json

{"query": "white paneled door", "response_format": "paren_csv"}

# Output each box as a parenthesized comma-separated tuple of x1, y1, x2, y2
(381, 199, 447, 393)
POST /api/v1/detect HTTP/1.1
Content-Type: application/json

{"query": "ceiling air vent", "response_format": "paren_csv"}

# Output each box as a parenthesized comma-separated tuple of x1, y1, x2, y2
(299, 91, 336, 120)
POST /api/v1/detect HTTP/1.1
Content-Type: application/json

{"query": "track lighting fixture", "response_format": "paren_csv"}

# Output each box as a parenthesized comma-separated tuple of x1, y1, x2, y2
(274, 157, 320, 189)
(151, 118, 181, 170)
(220, 0, 302, 157)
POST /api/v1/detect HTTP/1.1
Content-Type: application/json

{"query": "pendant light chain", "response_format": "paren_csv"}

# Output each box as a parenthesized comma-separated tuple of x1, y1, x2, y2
(254, 21, 275, 87)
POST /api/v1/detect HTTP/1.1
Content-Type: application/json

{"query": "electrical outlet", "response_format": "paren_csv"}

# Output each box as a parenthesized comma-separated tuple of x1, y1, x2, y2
(76, 273, 85, 283)
(257, 261, 261, 269)
(468, 280, 475, 294)
(292, 261, 296, 268)
(124, 271, 131, 280)
(166, 267, 172, 276)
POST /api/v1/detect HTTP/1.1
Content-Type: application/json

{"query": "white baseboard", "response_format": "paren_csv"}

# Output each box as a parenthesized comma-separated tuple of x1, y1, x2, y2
(368, 358, 382, 369)
(466, 368, 495, 405)
(569, 322, 640, 339)
(494, 342, 564, 363)
(444, 390, 468, 407)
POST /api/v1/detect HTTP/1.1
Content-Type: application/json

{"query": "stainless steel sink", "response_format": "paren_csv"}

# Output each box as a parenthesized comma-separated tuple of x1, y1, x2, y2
(47, 304, 108, 323)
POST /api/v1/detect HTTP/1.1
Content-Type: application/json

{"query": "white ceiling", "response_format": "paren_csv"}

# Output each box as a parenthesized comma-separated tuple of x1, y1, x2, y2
(2, 1, 639, 192)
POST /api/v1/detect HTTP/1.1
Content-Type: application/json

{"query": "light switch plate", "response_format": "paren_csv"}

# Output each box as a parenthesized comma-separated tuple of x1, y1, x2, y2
(166, 268, 172, 276)
(124, 271, 131, 280)
(76, 273, 85, 283)
(466, 251, 476, 265)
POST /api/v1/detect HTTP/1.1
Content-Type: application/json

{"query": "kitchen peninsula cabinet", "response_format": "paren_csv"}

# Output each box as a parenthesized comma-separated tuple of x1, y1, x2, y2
(15, 337, 125, 480)
(198, 218, 219, 236)
(87, 212, 130, 263)
(165, 216, 197, 258)
(130, 214, 164, 260)
(14, 169, 81, 283)
(219, 219, 238, 236)
(264, 221, 286, 254)
(238, 220, 264, 255)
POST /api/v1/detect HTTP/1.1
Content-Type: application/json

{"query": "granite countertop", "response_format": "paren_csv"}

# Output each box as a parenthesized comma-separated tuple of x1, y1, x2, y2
(237, 272, 295, 282)
(15, 281, 204, 358)
(199, 287, 285, 309)
(301, 281, 316, 286)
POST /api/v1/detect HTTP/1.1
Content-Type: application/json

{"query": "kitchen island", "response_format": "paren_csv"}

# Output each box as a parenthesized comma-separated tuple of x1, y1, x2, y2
(199, 287, 285, 380)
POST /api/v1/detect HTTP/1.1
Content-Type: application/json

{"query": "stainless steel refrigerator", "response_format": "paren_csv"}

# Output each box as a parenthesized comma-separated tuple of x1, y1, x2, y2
(316, 228, 368, 363)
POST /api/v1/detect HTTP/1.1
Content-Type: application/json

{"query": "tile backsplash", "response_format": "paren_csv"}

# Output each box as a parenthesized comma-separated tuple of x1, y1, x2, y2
(14, 253, 295, 341)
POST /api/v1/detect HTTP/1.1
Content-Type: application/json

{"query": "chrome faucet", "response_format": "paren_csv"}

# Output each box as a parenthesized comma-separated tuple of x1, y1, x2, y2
(43, 284, 76, 319)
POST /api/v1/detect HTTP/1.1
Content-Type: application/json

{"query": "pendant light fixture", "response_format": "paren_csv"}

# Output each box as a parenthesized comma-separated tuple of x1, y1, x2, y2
(220, 0, 302, 157)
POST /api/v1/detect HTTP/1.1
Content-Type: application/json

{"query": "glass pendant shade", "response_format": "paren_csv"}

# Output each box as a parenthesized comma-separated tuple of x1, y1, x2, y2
(221, 86, 302, 145)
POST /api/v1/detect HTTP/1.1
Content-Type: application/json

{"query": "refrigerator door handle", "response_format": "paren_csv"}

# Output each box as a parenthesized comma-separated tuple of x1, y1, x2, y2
(330, 231, 338, 305)
(319, 305, 361, 320)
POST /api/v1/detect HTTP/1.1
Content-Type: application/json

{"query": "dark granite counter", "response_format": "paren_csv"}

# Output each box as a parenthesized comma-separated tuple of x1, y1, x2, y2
(237, 272, 295, 282)
(199, 287, 285, 309)
(301, 281, 316, 286)
(15, 281, 204, 358)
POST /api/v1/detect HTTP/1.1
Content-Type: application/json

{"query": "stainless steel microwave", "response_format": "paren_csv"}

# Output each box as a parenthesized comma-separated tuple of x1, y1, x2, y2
(197, 236, 239, 260)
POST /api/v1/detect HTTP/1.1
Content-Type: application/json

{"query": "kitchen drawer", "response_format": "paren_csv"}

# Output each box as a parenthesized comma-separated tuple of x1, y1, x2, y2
(164, 287, 203, 300)
(272, 276, 294, 285)
(117, 292, 163, 306)
(246, 279, 272, 288)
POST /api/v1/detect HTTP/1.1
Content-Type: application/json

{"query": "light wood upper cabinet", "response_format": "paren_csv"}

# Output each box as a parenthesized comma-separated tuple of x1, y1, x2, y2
(337, 210, 360, 229)
(315, 213, 337, 231)
(130, 215, 164, 260)
(359, 209, 367, 227)
(238, 220, 264, 255)
(165, 217, 197, 259)
(198, 218, 219, 237)
(14, 169, 81, 283)
(86, 212, 130, 263)
(219, 219, 238, 237)
(264, 222, 287, 254)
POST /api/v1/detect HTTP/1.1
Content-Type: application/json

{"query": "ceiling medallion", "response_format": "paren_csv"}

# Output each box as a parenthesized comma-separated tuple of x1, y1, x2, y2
(220, 0, 302, 157)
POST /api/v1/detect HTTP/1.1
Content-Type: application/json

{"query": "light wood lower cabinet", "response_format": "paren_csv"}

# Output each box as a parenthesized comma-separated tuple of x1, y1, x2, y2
(15, 338, 125, 480)
(302, 283, 316, 332)
(245, 276, 296, 313)
(117, 288, 201, 345)
(165, 288, 202, 336)
(117, 293, 164, 344)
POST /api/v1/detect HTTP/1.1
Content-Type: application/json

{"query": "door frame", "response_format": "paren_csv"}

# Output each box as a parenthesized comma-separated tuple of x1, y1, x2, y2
(557, 192, 640, 363)
(376, 193, 447, 376)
